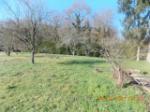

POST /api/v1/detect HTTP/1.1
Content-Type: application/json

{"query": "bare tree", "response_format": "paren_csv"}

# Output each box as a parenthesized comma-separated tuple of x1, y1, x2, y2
(0, 21, 15, 56)
(47, 12, 64, 53)
(64, 1, 91, 56)
(82, 20, 92, 56)
(92, 10, 117, 56)
(2, 0, 48, 64)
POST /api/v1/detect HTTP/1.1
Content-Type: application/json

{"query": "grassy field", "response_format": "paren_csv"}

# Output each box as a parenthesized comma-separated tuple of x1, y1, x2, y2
(0, 53, 150, 112)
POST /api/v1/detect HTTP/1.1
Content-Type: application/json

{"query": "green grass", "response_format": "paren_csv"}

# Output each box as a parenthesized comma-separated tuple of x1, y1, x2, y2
(123, 60, 150, 74)
(0, 54, 150, 112)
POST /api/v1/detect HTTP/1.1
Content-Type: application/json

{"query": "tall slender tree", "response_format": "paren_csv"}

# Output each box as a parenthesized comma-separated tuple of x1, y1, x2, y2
(118, 0, 150, 62)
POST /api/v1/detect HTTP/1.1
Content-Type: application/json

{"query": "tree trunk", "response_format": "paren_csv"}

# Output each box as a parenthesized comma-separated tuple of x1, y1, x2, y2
(85, 49, 90, 56)
(6, 50, 11, 56)
(136, 46, 140, 61)
(113, 67, 124, 88)
(31, 47, 35, 64)
(6, 47, 11, 56)
(72, 50, 75, 56)
(146, 43, 150, 63)
(31, 35, 35, 64)
(31, 25, 36, 64)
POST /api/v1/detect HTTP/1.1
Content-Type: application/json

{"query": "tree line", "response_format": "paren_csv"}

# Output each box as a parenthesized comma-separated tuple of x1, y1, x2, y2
(0, 0, 150, 64)
(0, 0, 117, 64)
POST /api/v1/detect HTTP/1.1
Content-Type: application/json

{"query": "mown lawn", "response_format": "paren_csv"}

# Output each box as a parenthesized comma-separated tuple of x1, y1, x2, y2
(0, 53, 150, 112)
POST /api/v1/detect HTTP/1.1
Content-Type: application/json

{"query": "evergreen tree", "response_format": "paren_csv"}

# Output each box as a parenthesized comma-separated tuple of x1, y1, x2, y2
(118, 0, 150, 62)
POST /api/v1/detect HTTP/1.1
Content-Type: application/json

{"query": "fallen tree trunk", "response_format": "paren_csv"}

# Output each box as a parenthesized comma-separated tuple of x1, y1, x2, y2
(102, 43, 150, 111)
(113, 67, 150, 92)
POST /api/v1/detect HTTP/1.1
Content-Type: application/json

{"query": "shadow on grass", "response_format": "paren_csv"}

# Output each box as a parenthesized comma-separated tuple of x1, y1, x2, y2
(123, 81, 138, 88)
(59, 59, 106, 65)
